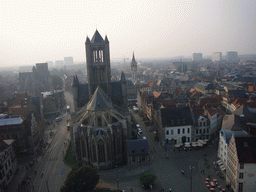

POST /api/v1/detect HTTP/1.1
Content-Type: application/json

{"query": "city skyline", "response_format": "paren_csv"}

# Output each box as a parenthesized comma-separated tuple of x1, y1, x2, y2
(1, 0, 256, 67)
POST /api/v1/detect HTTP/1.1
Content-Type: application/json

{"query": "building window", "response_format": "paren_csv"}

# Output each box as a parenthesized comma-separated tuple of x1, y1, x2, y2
(178, 129, 180, 134)
(171, 130, 173, 135)
(200, 122, 202, 126)
(187, 128, 190, 133)
(187, 137, 190, 142)
(207, 129, 209, 133)
(238, 182, 243, 192)
(239, 173, 244, 179)
(240, 164, 244, 169)
(166, 130, 169, 135)
(203, 129, 205, 134)
(196, 130, 198, 134)
(182, 128, 185, 134)
(199, 129, 202, 134)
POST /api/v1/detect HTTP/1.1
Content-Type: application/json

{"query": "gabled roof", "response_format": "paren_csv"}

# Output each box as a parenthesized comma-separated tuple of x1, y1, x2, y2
(86, 86, 112, 111)
(220, 130, 249, 144)
(153, 91, 161, 99)
(206, 108, 217, 116)
(148, 81, 154, 87)
(127, 139, 148, 155)
(235, 137, 256, 163)
(90, 30, 104, 43)
(160, 107, 193, 127)
(232, 99, 247, 108)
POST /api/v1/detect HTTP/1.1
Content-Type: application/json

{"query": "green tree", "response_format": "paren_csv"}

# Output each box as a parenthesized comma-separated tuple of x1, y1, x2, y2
(139, 172, 157, 188)
(60, 165, 100, 192)
(51, 75, 63, 90)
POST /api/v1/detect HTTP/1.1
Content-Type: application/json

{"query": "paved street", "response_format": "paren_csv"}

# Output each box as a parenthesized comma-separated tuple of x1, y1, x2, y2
(100, 111, 228, 192)
(6, 112, 71, 192)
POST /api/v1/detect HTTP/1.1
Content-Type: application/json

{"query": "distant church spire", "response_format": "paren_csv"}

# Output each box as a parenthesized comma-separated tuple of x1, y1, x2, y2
(131, 52, 137, 83)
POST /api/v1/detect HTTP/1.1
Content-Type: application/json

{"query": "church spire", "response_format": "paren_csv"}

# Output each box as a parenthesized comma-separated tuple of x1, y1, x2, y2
(131, 52, 137, 83)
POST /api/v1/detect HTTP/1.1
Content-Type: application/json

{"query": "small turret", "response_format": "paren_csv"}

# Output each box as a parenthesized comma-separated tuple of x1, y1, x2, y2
(85, 36, 90, 44)
(105, 35, 109, 43)
(120, 71, 126, 82)
(72, 75, 79, 87)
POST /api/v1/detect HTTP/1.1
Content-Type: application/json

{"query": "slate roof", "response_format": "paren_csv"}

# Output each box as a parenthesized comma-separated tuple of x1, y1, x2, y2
(90, 30, 104, 43)
(78, 84, 89, 100)
(127, 139, 148, 155)
(235, 137, 256, 163)
(220, 130, 249, 144)
(160, 107, 194, 127)
(86, 86, 112, 111)
(232, 76, 256, 83)
(0, 116, 24, 126)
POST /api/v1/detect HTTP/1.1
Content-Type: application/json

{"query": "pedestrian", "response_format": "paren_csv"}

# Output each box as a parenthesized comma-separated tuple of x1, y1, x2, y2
(35, 170, 37, 175)
(130, 187, 133, 191)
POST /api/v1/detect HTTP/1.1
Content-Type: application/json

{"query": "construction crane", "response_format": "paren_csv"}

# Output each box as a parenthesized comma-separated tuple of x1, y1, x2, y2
(112, 56, 129, 65)
(112, 56, 129, 71)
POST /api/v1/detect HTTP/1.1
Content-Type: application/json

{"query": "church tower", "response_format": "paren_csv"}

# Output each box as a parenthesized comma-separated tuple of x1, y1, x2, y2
(85, 30, 111, 98)
(131, 52, 137, 83)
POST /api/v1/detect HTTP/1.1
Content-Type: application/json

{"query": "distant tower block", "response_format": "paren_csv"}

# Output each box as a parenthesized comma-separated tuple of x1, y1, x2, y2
(85, 30, 111, 98)
(131, 52, 137, 83)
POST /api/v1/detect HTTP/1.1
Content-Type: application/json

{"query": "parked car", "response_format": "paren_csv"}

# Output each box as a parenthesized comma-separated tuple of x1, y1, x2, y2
(137, 128, 142, 134)
(55, 117, 62, 122)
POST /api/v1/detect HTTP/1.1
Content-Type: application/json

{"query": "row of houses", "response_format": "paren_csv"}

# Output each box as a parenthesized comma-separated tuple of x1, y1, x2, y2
(217, 105, 256, 192)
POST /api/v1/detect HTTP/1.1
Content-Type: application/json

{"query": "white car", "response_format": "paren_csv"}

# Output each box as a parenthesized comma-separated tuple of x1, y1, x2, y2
(137, 128, 142, 134)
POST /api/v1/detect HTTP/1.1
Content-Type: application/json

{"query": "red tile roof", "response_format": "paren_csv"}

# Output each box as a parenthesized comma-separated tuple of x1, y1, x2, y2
(153, 91, 161, 98)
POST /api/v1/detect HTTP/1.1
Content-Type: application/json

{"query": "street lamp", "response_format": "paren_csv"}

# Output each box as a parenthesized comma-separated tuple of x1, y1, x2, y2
(189, 166, 195, 192)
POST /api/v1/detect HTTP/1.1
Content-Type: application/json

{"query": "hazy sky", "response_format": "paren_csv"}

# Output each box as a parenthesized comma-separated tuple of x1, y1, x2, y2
(1, 0, 256, 67)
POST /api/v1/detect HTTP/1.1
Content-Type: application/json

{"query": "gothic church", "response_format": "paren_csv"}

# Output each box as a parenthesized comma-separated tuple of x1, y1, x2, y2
(71, 30, 130, 169)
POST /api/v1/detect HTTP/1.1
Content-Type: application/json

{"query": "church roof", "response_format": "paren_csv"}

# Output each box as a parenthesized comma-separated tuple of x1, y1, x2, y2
(86, 86, 112, 111)
(90, 30, 104, 43)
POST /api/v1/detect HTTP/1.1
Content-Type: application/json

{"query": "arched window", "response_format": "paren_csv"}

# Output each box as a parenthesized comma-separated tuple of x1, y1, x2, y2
(97, 113, 102, 126)
(98, 140, 105, 163)
(92, 140, 97, 162)
(116, 132, 121, 154)
(81, 136, 86, 158)
(106, 138, 111, 161)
